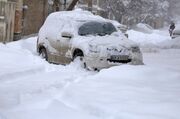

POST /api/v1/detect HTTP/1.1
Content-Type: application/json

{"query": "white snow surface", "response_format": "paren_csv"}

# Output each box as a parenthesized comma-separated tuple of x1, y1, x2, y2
(127, 28, 180, 52)
(0, 28, 180, 119)
(133, 23, 153, 34)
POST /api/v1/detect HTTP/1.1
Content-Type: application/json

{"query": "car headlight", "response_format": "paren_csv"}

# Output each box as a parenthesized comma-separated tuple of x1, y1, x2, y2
(89, 44, 100, 53)
(131, 46, 141, 53)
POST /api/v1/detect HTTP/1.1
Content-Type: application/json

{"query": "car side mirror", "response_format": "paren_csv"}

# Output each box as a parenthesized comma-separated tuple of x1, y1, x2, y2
(61, 32, 73, 39)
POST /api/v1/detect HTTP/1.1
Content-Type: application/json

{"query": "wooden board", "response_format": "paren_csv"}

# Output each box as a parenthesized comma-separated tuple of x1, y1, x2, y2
(0, 1, 15, 43)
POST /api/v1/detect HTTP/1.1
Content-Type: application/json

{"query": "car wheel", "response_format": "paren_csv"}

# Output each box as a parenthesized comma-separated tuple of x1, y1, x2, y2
(73, 54, 86, 69)
(39, 48, 48, 61)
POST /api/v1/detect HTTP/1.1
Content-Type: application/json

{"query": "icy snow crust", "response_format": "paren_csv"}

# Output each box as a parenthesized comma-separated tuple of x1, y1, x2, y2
(1, 20, 180, 119)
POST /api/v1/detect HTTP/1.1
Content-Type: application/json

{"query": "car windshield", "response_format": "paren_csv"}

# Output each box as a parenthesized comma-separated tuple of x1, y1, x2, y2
(78, 21, 117, 36)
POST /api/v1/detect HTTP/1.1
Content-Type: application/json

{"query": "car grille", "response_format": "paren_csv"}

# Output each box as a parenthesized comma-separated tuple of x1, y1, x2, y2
(107, 59, 132, 63)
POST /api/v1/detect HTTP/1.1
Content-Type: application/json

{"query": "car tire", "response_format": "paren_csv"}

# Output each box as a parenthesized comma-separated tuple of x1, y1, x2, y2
(73, 54, 86, 69)
(39, 48, 48, 61)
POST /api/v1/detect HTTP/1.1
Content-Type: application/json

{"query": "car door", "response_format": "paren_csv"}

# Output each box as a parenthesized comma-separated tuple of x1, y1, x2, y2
(56, 22, 73, 64)
(56, 34, 72, 64)
(44, 22, 65, 64)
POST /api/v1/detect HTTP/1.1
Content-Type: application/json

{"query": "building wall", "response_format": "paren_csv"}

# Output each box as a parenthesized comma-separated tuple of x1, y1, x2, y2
(4, 0, 105, 41)
(22, 0, 48, 36)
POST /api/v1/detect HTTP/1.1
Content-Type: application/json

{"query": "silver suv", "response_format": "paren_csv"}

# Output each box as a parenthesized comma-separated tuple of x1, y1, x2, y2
(37, 10, 143, 70)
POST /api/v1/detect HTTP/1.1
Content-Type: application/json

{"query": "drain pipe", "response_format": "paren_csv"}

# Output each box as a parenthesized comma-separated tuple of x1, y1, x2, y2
(14, 0, 23, 41)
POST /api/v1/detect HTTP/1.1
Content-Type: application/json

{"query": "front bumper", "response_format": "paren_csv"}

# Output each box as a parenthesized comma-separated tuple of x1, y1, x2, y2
(84, 52, 143, 70)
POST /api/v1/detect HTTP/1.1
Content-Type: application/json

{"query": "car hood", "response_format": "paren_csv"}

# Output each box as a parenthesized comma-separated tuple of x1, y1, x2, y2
(72, 34, 138, 49)
(90, 35, 135, 47)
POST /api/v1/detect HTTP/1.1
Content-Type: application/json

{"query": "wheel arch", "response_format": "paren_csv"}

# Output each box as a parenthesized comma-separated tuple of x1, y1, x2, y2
(38, 44, 46, 53)
(73, 48, 84, 58)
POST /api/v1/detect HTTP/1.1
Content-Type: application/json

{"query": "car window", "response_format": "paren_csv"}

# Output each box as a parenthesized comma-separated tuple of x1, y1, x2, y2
(78, 21, 117, 36)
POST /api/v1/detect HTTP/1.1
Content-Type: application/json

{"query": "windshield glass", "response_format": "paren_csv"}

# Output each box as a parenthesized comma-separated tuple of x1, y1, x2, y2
(78, 21, 117, 36)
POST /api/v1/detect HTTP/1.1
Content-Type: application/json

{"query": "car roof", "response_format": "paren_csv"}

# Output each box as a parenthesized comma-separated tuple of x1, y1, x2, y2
(39, 10, 111, 39)
(46, 9, 106, 23)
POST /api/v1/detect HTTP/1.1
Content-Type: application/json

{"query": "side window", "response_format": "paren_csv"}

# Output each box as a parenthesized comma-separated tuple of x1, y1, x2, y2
(61, 21, 74, 36)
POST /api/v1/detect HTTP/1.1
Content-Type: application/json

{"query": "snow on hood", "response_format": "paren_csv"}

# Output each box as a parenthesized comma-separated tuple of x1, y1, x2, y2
(86, 35, 136, 48)
(71, 33, 138, 54)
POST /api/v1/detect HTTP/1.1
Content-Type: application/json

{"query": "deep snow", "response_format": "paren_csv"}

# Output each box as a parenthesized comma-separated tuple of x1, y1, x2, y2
(0, 28, 180, 119)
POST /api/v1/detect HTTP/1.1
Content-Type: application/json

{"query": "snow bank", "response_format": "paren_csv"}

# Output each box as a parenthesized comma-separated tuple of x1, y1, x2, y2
(0, 91, 20, 108)
(7, 37, 37, 54)
(128, 29, 169, 45)
(0, 37, 45, 80)
(158, 37, 180, 49)
(0, 17, 180, 119)
(0, 37, 47, 109)
(2, 99, 99, 119)
(127, 29, 180, 52)
(60, 64, 180, 119)
(0, 114, 3, 119)
(0, 36, 94, 110)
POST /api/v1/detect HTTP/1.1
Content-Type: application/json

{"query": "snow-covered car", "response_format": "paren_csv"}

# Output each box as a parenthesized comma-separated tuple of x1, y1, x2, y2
(37, 10, 143, 70)
(172, 25, 180, 39)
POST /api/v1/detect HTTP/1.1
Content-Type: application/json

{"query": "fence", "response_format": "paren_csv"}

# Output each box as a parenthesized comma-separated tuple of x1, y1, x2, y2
(0, 1, 16, 43)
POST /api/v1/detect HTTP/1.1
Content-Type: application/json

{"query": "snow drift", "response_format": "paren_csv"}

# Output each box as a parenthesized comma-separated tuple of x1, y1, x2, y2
(0, 19, 180, 119)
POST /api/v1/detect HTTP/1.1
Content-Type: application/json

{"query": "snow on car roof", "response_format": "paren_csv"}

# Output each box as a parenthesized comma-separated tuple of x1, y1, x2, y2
(39, 9, 109, 44)
(46, 9, 106, 23)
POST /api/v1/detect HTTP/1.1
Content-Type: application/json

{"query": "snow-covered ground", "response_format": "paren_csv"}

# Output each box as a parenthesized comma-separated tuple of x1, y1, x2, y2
(0, 28, 180, 119)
